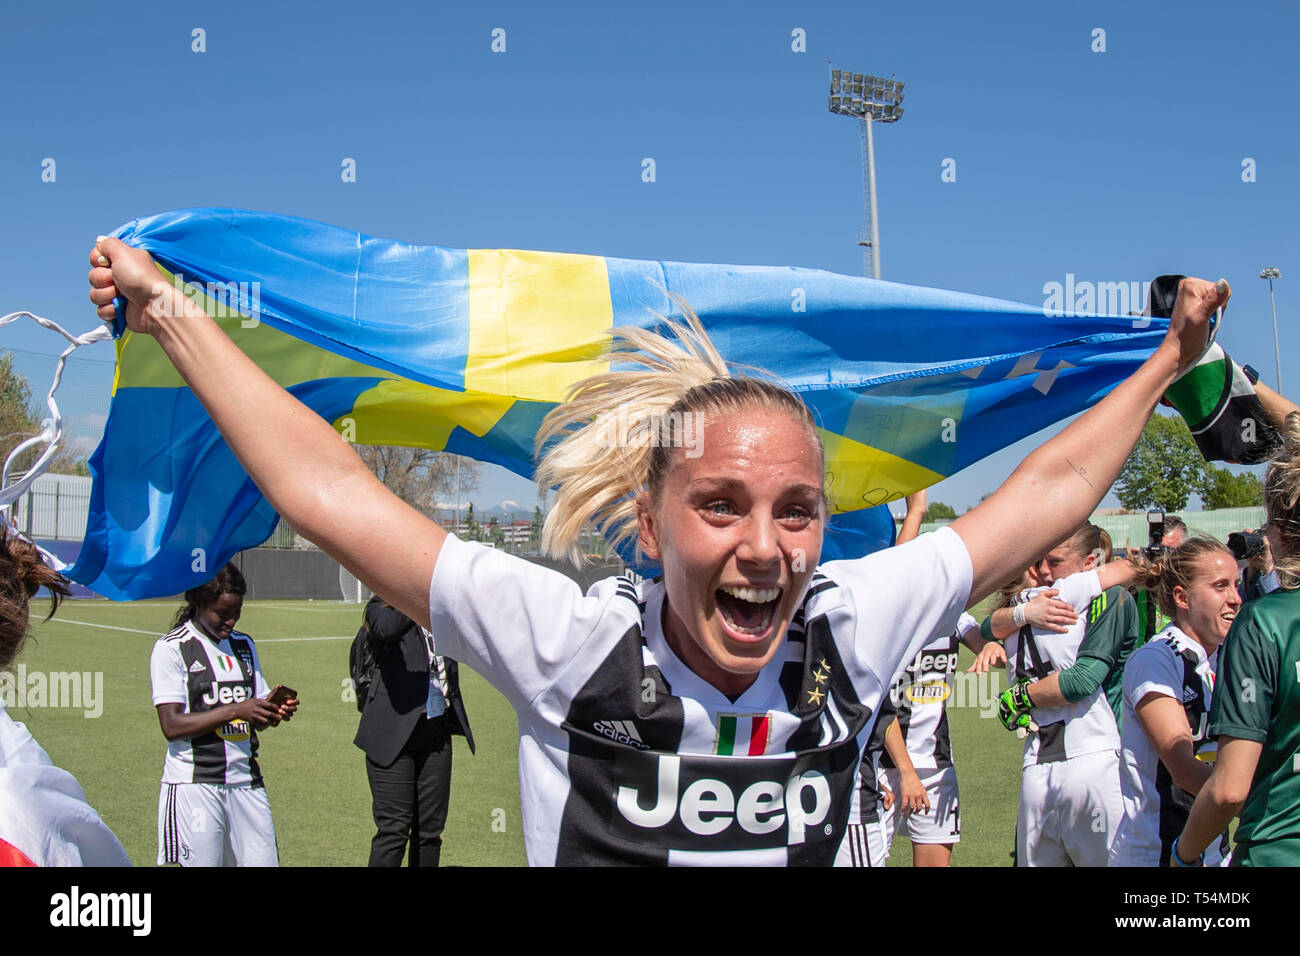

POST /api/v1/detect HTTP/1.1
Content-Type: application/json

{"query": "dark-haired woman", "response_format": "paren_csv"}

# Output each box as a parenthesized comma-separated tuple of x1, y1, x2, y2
(0, 530, 129, 866)
(150, 563, 297, 866)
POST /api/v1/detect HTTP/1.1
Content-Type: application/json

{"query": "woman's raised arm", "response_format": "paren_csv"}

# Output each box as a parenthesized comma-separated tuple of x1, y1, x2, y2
(89, 238, 445, 626)
(950, 277, 1229, 605)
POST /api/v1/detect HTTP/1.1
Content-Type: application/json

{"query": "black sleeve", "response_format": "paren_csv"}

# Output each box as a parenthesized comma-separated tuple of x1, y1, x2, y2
(365, 598, 419, 646)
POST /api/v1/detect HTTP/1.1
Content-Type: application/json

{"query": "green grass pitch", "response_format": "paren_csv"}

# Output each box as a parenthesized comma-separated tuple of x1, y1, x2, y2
(13, 598, 1023, 866)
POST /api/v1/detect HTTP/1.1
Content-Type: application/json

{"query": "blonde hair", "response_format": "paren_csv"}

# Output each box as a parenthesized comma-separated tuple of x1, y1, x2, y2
(533, 302, 823, 564)
(1266, 412, 1300, 590)
(995, 570, 1033, 609)
(1132, 536, 1233, 619)
(1065, 523, 1113, 566)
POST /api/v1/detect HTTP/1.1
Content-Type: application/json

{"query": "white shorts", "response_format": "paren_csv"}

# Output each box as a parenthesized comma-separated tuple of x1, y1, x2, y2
(1018, 750, 1122, 867)
(833, 810, 892, 867)
(158, 782, 279, 867)
(880, 765, 961, 848)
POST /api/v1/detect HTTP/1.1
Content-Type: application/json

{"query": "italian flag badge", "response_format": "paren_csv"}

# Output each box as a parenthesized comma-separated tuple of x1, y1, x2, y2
(215, 654, 237, 674)
(715, 713, 772, 756)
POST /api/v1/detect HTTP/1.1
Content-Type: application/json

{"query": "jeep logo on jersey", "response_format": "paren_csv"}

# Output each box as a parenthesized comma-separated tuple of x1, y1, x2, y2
(201, 682, 251, 706)
(611, 753, 834, 848)
(905, 680, 951, 704)
(904, 650, 959, 676)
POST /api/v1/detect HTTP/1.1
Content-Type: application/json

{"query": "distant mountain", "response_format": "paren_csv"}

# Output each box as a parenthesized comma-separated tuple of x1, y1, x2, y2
(433, 500, 536, 518)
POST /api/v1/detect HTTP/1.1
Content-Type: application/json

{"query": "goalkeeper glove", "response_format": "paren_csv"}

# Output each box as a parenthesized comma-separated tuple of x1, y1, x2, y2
(998, 678, 1036, 733)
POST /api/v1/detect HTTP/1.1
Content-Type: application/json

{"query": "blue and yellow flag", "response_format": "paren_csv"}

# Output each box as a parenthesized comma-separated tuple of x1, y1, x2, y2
(69, 208, 1166, 599)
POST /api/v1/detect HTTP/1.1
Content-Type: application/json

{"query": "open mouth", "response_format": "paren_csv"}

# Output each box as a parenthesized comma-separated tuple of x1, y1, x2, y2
(715, 585, 782, 640)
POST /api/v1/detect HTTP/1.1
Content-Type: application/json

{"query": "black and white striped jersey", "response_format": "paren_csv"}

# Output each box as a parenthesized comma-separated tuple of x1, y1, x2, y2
(1112, 625, 1226, 866)
(427, 527, 971, 866)
(843, 691, 897, 829)
(880, 612, 977, 772)
(150, 621, 270, 786)
(1004, 570, 1120, 766)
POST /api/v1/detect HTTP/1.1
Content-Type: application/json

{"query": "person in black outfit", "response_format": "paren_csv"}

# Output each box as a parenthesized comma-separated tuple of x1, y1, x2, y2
(353, 595, 474, 866)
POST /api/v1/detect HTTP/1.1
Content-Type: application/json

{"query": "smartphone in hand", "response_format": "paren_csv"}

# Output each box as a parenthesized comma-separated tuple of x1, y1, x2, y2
(266, 684, 298, 708)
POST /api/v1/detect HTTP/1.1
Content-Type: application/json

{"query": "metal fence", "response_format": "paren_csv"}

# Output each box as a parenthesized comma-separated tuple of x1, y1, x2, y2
(1091, 507, 1266, 550)
(916, 506, 1267, 549)
(12, 484, 90, 541)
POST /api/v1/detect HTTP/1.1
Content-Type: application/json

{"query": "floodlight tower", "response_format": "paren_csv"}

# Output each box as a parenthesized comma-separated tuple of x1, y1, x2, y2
(1261, 267, 1284, 391)
(829, 66, 905, 278)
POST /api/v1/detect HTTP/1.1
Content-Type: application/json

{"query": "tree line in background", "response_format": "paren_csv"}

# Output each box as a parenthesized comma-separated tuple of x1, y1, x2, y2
(924, 413, 1262, 521)
(5, 350, 1254, 537)
(1114, 413, 1263, 511)
(0, 353, 89, 477)
(354, 443, 549, 551)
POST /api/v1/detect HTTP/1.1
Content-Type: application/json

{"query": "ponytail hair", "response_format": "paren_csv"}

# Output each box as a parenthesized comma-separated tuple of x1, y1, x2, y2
(1266, 412, 1300, 590)
(1132, 536, 1232, 619)
(0, 529, 71, 669)
(534, 300, 824, 565)
(1066, 522, 1113, 567)
(995, 570, 1033, 609)
(172, 563, 247, 629)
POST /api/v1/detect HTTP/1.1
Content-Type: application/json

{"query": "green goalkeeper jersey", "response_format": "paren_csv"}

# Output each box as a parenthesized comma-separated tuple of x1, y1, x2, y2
(1210, 588, 1300, 865)
(1090, 586, 1140, 727)
(1134, 588, 1171, 648)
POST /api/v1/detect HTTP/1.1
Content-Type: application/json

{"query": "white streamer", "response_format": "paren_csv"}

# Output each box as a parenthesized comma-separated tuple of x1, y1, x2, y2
(0, 311, 113, 511)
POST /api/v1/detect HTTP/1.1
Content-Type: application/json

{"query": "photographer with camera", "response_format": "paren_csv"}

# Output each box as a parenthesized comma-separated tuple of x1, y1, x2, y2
(1131, 513, 1189, 648)
(1228, 528, 1281, 603)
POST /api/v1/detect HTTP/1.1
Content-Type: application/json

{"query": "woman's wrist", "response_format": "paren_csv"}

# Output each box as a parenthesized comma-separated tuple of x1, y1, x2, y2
(1171, 836, 1203, 867)
(148, 283, 208, 335)
(1147, 339, 1187, 385)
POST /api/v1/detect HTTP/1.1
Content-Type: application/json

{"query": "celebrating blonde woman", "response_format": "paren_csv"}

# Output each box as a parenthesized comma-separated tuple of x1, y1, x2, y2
(89, 237, 1226, 865)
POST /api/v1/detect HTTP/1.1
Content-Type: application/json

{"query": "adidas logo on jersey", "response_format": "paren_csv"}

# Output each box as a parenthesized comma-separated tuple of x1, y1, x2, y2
(189, 661, 206, 673)
(1182, 687, 1200, 703)
(594, 719, 651, 750)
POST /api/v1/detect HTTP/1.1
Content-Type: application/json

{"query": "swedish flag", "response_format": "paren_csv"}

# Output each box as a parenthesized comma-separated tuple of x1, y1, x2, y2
(69, 208, 1167, 599)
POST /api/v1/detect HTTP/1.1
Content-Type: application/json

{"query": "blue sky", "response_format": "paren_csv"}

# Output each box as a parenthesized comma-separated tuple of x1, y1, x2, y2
(1, 0, 1295, 520)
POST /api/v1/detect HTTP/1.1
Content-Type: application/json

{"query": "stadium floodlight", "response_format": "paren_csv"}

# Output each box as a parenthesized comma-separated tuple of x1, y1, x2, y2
(828, 64, 907, 278)
(1261, 267, 1284, 390)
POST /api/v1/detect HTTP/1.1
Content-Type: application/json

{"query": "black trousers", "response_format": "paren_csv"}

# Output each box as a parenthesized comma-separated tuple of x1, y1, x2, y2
(365, 714, 452, 867)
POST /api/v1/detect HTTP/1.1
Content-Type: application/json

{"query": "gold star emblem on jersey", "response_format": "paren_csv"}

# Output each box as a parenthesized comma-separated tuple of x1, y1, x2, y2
(813, 665, 830, 685)
(806, 686, 826, 706)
